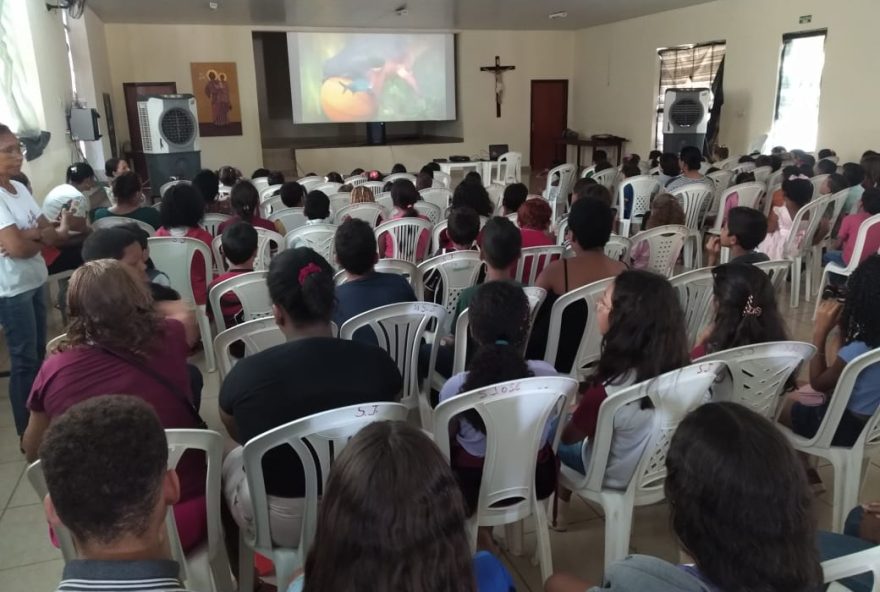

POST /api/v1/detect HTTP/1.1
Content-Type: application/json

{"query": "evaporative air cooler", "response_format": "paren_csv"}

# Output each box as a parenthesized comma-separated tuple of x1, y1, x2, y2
(137, 94, 201, 195)
(663, 88, 711, 155)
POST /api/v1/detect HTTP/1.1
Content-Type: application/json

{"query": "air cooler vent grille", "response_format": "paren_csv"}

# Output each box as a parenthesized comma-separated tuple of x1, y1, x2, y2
(669, 99, 704, 128)
(160, 108, 195, 145)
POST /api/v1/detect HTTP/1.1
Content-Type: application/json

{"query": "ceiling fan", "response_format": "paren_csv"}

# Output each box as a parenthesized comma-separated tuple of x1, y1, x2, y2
(45, 0, 87, 19)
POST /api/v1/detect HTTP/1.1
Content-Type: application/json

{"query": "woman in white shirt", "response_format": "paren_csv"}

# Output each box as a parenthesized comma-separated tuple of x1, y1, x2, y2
(0, 124, 72, 436)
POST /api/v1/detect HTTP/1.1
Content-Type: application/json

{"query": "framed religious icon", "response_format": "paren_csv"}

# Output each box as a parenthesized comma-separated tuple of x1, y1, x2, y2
(190, 62, 243, 136)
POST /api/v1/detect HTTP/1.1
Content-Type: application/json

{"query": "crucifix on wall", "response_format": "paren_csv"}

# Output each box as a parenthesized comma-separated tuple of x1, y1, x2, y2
(480, 55, 516, 118)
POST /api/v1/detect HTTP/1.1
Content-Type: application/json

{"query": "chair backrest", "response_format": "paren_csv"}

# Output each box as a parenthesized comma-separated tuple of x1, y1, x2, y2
(335, 259, 425, 299)
(697, 341, 816, 419)
(92, 216, 157, 234)
(800, 346, 880, 450)
(706, 169, 735, 195)
(544, 277, 613, 379)
(711, 182, 766, 233)
(617, 175, 661, 232)
(670, 185, 714, 230)
(732, 161, 756, 174)
(433, 170, 451, 188)
(268, 208, 308, 234)
(200, 213, 231, 238)
(433, 377, 578, 523)
(259, 184, 282, 202)
(556, 216, 569, 246)
(811, 174, 830, 199)
(384, 173, 417, 184)
(374, 217, 434, 264)
(579, 362, 724, 500)
(766, 168, 784, 191)
(242, 403, 409, 563)
(816, 188, 854, 246)
(752, 165, 773, 185)
(160, 179, 190, 198)
(494, 151, 522, 184)
(297, 176, 324, 192)
(214, 317, 285, 379)
(26, 461, 77, 561)
(543, 164, 577, 216)
(328, 193, 352, 217)
(343, 175, 367, 187)
(360, 180, 386, 194)
(418, 251, 483, 324)
(335, 202, 385, 228)
(252, 177, 269, 192)
(147, 237, 211, 305)
(254, 227, 285, 271)
(670, 267, 715, 348)
(630, 224, 689, 277)
(313, 182, 342, 194)
(413, 200, 443, 225)
(260, 194, 285, 218)
(208, 270, 272, 333)
(755, 259, 791, 292)
(592, 167, 619, 191)
(376, 194, 393, 213)
(604, 235, 632, 262)
(838, 213, 880, 272)
(284, 223, 337, 265)
(822, 545, 880, 589)
(419, 187, 453, 211)
(339, 302, 446, 427)
(514, 246, 565, 286)
(783, 195, 829, 259)
(432, 220, 449, 253)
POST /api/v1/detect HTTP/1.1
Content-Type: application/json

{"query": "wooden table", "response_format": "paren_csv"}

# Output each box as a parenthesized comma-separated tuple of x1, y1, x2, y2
(559, 137, 629, 168)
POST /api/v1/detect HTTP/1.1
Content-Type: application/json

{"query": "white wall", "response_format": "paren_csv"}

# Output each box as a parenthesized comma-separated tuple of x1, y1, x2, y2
(573, 0, 880, 162)
(103, 25, 574, 175)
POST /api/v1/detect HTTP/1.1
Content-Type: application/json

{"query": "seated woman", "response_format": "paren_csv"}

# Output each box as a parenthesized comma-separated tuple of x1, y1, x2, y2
(438, 281, 558, 550)
(290, 421, 513, 592)
(92, 171, 161, 229)
(527, 198, 627, 372)
(691, 263, 788, 359)
(517, 197, 555, 248)
(629, 193, 686, 269)
(216, 180, 276, 234)
(780, 254, 880, 446)
(155, 183, 214, 305)
(546, 403, 822, 592)
(22, 259, 207, 552)
(554, 270, 689, 528)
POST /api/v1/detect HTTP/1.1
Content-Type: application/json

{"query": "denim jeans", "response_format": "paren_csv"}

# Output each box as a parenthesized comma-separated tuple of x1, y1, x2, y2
(0, 286, 47, 435)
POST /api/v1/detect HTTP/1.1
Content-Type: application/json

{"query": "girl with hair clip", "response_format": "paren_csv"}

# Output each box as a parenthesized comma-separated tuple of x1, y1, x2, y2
(757, 175, 815, 260)
(437, 280, 559, 551)
(553, 270, 689, 530)
(378, 179, 431, 260)
(216, 180, 276, 234)
(291, 421, 514, 592)
(691, 263, 788, 359)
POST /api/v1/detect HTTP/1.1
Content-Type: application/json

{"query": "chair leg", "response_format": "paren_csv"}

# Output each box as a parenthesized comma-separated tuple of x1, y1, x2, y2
(237, 531, 254, 592)
(505, 520, 524, 556)
(598, 491, 635, 570)
(790, 260, 801, 308)
(831, 452, 864, 534)
(197, 306, 217, 372)
(532, 498, 555, 584)
(273, 552, 301, 592)
(804, 253, 814, 303)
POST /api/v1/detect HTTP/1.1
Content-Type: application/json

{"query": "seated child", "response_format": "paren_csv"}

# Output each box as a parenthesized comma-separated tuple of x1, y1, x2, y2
(757, 176, 815, 260)
(824, 187, 880, 270)
(286, 190, 330, 249)
(705, 206, 770, 266)
(630, 193, 686, 269)
(208, 221, 258, 329)
(501, 183, 528, 216)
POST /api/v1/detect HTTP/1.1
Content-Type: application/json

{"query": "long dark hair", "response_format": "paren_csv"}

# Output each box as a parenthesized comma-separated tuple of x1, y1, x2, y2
(705, 264, 788, 354)
(303, 421, 476, 592)
(229, 180, 259, 222)
(461, 281, 533, 432)
(390, 179, 420, 216)
(665, 402, 822, 591)
(597, 270, 689, 385)
(840, 254, 880, 348)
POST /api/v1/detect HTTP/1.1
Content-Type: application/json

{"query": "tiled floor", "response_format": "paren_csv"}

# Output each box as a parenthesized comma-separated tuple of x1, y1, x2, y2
(0, 268, 873, 591)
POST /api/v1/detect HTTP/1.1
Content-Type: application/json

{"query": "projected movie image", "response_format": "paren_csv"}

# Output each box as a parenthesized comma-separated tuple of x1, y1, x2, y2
(290, 33, 455, 124)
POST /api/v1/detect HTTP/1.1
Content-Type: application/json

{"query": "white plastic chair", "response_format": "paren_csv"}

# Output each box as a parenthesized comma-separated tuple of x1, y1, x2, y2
(200, 213, 231, 238)
(811, 189, 855, 296)
(492, 151, 522, 185)
(375, 218, 434, 264)
(604, 235, 632, 262)
(160, 179, 190, 198)
(617, 175, 661, 237)
(708, 182, 765, 234)
(755, 259, 791, 293)
(670, 184, 713, 268)
(207, 270, 271, 333)
(269, 208, 307, 235)
(334, 259, 424, 300)
(339, 302, 446, 428)
(359, 180, 386, 194)
(420, 187, 453, 211)
(542, 164, 577, 224)
(432, 220, 450, 253)
(335, 202, 385, 228)
(822, 545, 880, 591)
(706, 169, 735, 198)
(812, 174, 830, 199)
(779, 347, 880, 532)
(238, 403, 409, 592)
(25, 461, 76, 561)
(213, 317, 285, 380)
(259, 194, 285, 218)
(670, 267, 715, 349)
(313, 182, 342, 194)
(148, 236, 215, 372)
(695, 341, 816, 419)
(592, 167, 619, 192)
(297, 176, 323, 192)
(629, 225, 689, 278)
(384, 173, 417, 185)
(411, 201, 441, 226)
(343, 175, 367, 187)
(328, 193, 352, 217)
(253, 228, 285, 271)
(560, 362, 724, 568)
(784, 195, 830, 308)
(580, 165, 596, 179)
(732, 161, 756, 174)
(433, 170, 451, 189)
(433, 376, 577, 582)
(259, 185, 282, 202)
(814, 213, 880, 319)
(376, 194, 393, 214)
(543, 277, 613, 379)
(251, 177, 269, 193)
(752, 165, 773, 185)
(284, 224, 337, 267)
(92, 216, 157, 234)
(418, 251, 484, 333)
(514, 246, 565, 286)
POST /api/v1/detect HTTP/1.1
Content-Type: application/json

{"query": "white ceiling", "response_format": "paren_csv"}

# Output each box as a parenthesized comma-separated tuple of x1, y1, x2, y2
(86, 0, 715, 30)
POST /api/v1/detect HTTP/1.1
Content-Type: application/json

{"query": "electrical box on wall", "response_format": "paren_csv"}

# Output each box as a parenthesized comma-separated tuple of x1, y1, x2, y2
(69, 107, 101, 141)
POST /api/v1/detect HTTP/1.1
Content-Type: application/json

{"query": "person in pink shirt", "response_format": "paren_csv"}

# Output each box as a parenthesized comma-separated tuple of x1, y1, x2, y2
(379, 179, 431, 261)
(517, 197, 555, 248)
(216, 180, 277, 234)
(824, 188, 880, 270)
(155, 183, 214, 304)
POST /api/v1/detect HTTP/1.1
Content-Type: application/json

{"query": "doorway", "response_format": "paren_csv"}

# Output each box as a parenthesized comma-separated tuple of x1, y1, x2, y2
(123, 81, 177, 182)
(530, 80, 569, 173)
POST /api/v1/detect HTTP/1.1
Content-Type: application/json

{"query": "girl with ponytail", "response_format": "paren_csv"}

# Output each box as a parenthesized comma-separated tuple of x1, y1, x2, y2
(437, 281, 559, 550)
(379, 178, 431, 260)
(691, 263, 788, 359)
(217, 179, 276, 234)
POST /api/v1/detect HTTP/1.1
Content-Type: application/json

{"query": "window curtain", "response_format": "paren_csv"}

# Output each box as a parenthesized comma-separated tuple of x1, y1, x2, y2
(0, 0, 42, 135)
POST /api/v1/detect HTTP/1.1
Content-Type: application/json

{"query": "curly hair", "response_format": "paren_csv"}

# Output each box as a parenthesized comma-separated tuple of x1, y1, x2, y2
(64, 259, 162, 357)
(705, 264, 788, 354)
(350, 185, 375, 204)
(303, 421, 476, 592)
(840, 254, 880, 348)
(516, 198, 552, 231)
(665, 402, 822, 591)
(646, 193, 685, 229)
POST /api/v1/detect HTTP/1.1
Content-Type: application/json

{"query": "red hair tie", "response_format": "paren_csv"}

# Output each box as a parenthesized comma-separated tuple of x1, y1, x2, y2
(298, 262, 322, 284)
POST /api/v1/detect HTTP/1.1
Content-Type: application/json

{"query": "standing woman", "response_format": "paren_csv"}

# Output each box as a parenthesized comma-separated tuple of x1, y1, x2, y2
(0, 124, 71, 436)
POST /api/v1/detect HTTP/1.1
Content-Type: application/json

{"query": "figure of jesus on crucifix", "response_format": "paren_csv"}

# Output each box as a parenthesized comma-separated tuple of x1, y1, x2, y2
(480, 55, 515, 118)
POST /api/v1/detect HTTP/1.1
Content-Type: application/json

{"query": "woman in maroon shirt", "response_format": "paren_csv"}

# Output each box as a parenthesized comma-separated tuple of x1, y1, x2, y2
(23, 259, 208, 552)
